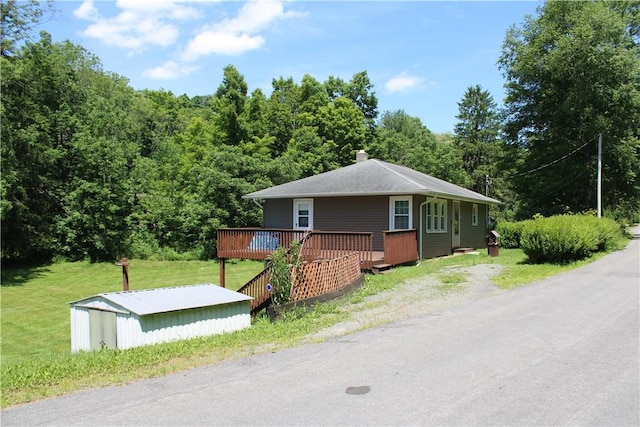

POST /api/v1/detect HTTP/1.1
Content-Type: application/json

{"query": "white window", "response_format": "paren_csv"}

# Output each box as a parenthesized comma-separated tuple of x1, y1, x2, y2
(472, 204, 478, 226)
(293, 199, 313, 230)
(389, 196, 412, 230)
(426, 200, 447, 233)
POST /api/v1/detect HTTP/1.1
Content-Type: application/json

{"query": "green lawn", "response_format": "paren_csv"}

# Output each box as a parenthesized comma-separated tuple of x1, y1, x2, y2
(0, 259, 264, 365)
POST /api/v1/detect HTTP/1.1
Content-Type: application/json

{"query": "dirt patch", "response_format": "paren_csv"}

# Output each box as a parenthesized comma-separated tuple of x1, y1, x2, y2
(308, 263, 505, 341)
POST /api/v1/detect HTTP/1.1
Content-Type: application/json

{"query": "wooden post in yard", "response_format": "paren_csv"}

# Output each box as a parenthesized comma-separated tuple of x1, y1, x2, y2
(116, 257, 130, 291)
(220, 258, 226, 288)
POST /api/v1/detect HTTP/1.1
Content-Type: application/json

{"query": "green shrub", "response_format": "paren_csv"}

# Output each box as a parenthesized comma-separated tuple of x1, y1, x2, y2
(589, 216, 622, 251)
(495, 220, 529, 248)
(521, 214, 621, 264)
(266, 241, 303, 306)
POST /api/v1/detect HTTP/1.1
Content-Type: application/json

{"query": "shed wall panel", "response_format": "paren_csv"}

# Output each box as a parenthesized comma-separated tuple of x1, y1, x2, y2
(138, 302, 250, 347)
(70, 307, 91, 352)
(115, 313, 143, 350)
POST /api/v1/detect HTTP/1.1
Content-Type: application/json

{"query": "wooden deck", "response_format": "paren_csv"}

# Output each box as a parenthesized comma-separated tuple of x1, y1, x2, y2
(216, 228, 418, 286)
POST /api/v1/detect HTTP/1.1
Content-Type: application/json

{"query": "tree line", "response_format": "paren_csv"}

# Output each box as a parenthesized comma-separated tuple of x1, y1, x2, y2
(1, 0, 638, 263)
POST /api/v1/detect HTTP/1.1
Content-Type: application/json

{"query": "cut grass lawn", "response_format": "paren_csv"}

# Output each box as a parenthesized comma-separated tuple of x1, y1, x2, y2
(0, 242, 629, 408)
(1, 259, 264, 365)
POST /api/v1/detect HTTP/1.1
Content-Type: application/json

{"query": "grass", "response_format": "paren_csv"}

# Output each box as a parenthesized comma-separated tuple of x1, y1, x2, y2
(0, 259, 264, 365)
(0, 239, 630, 408)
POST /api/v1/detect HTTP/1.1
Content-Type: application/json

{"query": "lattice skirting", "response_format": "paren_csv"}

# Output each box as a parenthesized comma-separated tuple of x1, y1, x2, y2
(289, 252, 361, 301)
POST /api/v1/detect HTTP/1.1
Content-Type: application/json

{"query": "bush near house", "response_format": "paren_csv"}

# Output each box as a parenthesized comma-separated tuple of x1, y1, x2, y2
(520, 215, 622, 264)
(495, 220, 530, 249)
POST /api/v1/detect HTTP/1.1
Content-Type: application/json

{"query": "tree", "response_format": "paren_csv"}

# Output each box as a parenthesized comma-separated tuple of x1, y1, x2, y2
(299, 74, 329, 115)
(267, 76, 300, 156)
(325, 71, 378, 137)
(315, 97, 367, 166)
(212, 65, 249, 146)
(499, 1, 640, 219)
(1, 33, 98, 260)
(1, 0, 54, 57)
(453, 85, 502, 195)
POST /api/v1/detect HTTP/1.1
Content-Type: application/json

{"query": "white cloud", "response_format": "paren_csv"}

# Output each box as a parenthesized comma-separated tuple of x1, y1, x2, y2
(73, 0, 300, 80)
(385, 73, 427, 93)
(142, 60, 198, 80)
(384, 72, 438, 93)
(183, 0, 300, 61)
(73, 0, 205, 53)
(183, 31, 264, 59)
(73, 0, 100, 20)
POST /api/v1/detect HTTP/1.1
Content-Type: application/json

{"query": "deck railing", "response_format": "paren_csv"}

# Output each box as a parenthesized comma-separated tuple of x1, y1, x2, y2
(217, 228, 306, 260)
(382, 229, 419, 266)
(237, 267, 272, 314)
(217, 228, 374, 268)
(301, 231, 374, 269)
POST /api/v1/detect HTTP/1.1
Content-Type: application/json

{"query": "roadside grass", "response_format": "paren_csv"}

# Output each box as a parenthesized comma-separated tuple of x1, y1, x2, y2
(0, 259, 264, 365)
(0, 240, 629, 408)
(2, 305, 348, 408)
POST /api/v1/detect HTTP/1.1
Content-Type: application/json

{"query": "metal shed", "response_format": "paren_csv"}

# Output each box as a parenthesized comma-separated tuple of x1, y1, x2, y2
(70, 284, 252, 352)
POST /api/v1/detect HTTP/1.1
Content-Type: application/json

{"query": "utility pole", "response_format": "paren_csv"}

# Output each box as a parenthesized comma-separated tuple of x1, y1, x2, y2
(597, 134, 602, 218)
(485, 174, 491, 197)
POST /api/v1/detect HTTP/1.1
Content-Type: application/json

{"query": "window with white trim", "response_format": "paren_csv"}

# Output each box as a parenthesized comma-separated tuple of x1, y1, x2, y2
(389, 196, 412, 230)
(472, 204, 478, 226)
(426, 200, 447, 233)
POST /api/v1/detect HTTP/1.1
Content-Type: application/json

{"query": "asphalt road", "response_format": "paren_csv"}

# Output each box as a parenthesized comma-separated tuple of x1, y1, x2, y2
(3, 229, 639, 426)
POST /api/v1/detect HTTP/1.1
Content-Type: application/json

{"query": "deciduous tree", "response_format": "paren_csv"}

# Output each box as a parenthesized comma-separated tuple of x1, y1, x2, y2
(499, 1, 640, 219)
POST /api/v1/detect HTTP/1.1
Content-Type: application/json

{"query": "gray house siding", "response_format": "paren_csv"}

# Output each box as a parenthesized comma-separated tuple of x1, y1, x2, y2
(262, 196, 490, 259)
(315, 196, 389, 251)
(460, 202, 488, 249)
(263, 195, 419, 251)
(419, 199, 454, 258)
(263, 199, 292, 228)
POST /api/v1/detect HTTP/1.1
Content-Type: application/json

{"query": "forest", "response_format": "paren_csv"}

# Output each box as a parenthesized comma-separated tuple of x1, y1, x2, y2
(2, 0, 639, 263)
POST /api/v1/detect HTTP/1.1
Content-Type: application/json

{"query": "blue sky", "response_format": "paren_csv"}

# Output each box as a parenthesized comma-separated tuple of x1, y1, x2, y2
(44, 1, 542, 134)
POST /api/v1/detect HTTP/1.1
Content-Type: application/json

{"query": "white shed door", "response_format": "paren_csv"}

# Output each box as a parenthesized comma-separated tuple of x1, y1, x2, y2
(90, 310, 117, 350)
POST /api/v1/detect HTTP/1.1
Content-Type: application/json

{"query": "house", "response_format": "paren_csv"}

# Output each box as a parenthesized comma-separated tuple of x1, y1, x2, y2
(69, 284, 252, 352)
(241, 151, 500, 259)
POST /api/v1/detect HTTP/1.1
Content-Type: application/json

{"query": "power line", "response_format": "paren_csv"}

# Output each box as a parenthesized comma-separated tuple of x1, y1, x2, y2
(512, 138, 594, 177)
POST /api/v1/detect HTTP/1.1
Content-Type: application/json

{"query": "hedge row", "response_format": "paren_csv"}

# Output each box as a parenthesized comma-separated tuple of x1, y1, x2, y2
(495, 220, 528, 249)
(497, 215, 622, 264)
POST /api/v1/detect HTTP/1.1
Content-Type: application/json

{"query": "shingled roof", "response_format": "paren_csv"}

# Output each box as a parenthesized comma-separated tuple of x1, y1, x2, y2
(243, 158, 501, 204)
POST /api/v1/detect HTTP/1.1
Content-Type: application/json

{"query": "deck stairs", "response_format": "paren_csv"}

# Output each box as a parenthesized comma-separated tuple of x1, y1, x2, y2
(237, 231, 312, 316)
(371, 263, 392, 274)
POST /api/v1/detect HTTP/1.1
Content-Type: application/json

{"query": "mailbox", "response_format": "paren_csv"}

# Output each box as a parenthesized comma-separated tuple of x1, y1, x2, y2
(487, 230, 500, 257)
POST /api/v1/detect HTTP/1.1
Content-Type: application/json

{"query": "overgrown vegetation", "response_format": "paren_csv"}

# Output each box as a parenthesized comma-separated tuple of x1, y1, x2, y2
(265, 240, 304, 305)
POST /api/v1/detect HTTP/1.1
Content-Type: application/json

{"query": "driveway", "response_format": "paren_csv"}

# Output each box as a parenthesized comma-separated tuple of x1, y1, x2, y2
(3, 228, 639, 426)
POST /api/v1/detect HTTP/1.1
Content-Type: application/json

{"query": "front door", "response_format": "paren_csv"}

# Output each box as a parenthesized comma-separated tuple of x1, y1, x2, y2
(452, 201, 461, 248)
(293, 199, 313, 230)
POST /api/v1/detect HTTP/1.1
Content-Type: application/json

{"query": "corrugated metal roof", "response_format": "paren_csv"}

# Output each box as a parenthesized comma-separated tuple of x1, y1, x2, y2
(71, 284, 252, 316)
(243, 159, 501, 204)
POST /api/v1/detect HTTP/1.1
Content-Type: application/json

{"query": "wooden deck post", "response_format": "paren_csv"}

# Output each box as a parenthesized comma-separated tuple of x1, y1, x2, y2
(219, 258, 226, 288)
